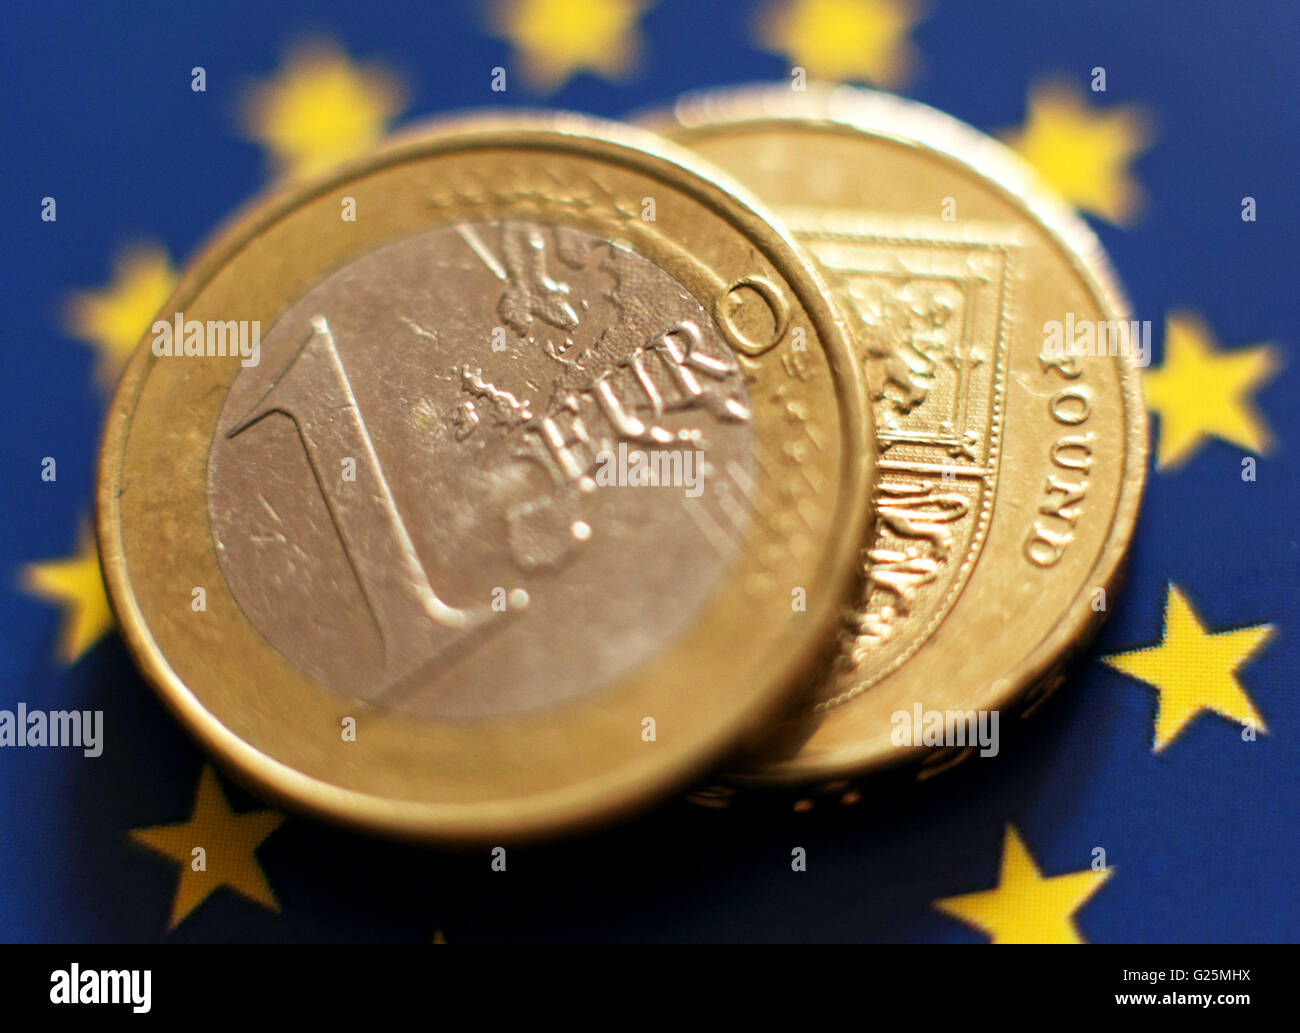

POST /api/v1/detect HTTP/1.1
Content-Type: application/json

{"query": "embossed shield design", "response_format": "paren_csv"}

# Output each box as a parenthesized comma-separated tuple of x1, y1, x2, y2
(781, 210, 1018, 696)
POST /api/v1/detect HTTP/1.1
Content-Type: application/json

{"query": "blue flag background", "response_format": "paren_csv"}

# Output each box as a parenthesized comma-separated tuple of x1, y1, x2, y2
(1, 0, 1296, 942)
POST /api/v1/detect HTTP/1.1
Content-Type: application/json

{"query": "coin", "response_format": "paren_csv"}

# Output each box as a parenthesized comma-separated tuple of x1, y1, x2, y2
(646, 85, 1146, 783)
(97, 113, 875, 840)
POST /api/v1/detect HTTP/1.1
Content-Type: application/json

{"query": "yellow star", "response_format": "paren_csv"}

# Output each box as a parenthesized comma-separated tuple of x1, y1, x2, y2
(1143, 312, 1279, 469)
(64, 244, 176, 389)
(21, 528, 114, 665)
(492, 0, 648, 92)
(756, 0, 920, 87)
(1103, 585, 1272, 751)
(934, 825, 1112, 943)
(240, 39, 406, 180)
(1000, 83, 1151, 224)
(131, 766, 286, 931)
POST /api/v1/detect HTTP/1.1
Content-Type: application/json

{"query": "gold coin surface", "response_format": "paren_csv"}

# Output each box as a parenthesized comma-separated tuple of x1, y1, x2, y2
(97, 113, 875, 840)
(648, 85, 1146, 783)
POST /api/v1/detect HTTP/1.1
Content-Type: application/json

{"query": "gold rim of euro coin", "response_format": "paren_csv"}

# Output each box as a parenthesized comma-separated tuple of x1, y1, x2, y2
(643, 84, 1146, 784)
(97, 112, 875, 841)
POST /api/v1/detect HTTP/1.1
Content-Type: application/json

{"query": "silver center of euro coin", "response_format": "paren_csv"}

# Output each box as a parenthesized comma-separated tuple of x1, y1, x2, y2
(206, 220, 756, 719)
